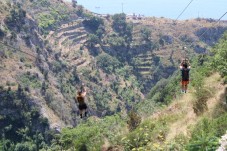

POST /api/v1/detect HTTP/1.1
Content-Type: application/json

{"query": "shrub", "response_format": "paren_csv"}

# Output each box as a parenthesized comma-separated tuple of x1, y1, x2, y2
(108, 36, 126, 48)
(0, 28, 5, 39)
(59, 114, 125, 150)
(211, 31, 227, 83)
(127, 110, 141, 131)
(18, 73, 41, 89)
(186, 116, 227, 151)
(86, 34, 100, 48)
(96, 53, 121, 73)
(140, 27, 151, 42)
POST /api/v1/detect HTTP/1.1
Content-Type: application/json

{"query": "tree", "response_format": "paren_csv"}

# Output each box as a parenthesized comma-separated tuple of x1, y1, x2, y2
(127, 110, 141, 131)
(140, 27, 151, 42)
(0, 28, 5, 39)
(5, 6, 26, 32)
(211, 31, 227, 82)
(83, 16, 104, 32)
(96, 25, 105, 39)
(112, 13, 133, 46)
(76, 5, 83, 16)
(72, 0, 77, 8)
(108, 36, 126, 48)
(86, 34, 100, 48)
(96, 53, 121, 73)
(159, 38, 165, 46)
(112, 13, 127, 33)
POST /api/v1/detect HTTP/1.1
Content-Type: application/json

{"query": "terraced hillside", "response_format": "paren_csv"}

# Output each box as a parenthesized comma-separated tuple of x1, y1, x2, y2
(47, 19, 91, 68)
(126, 18, 227, 91)
(0, 0, 227, 129)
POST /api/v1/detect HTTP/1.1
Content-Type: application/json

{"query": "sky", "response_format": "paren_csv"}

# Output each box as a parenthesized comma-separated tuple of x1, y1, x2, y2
(65, 0, 227, 20)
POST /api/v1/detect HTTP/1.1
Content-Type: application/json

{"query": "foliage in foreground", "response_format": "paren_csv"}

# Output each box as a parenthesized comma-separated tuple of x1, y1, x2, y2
(0, 87, 54, 151)
(211, 31, 227, 83)
(59, 114, 126, 150)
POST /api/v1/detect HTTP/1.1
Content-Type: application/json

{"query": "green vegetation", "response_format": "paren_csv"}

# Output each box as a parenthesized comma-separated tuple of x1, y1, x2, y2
(86, 34, 100, 48)
(0, 88, 54, 151)
(83, 16, 104, 33)
(18, 72, 42, 89)
(59, 114, 126, 150)
(140, 27, 152, 42)
(112, 13, 133, 46)
(37, 13, 56, 29)
(5, 4, 26, 32)
(33, 0, 69, 31)
(211, 31, 227, 83)
(108, 35, 126, 48)
(96, 53, 121, 73)
(186, 116, 227, 151)
(1, 0, 227, 150)
(72, 0, 77, 8)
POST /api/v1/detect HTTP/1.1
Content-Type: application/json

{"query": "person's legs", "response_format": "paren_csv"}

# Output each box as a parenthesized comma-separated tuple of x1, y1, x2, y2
(85, 110, 87, 117)
(84, 104, 88, 117)
(181, 81, 184, 93)
(185, 81, 189, 93)
(185, 84, 188, 93)
(79, 110, 83, 118)
(181, 81, 187, 93)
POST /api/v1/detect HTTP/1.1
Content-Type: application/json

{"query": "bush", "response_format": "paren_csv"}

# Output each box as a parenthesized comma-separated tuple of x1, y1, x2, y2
(86, 34, 100, 48)
(15, 142, 36, 151)
(127, 110, 141, 131)
(112, 13, 129, 35)
(108, 36, 126, 48)
(59, 114, 125, 150)
(0, 89, 52, 151)
(186, 115, 227, 151)
(112, 13, 133, 45)
(0, 28, 5, 39)
(192, 87, 211, 115)
(140, 27, 151, 42)
(122, 117, 170, 150)
(211, 31, 227, 83)
(96, 53, 121, 73)
(190, 62, 213, 116)
(5, 6, 26, 31)
(18, 73, 41, 89)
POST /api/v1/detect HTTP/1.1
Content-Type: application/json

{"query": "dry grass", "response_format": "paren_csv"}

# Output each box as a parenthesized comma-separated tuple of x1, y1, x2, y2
(147, 73, 226, 141)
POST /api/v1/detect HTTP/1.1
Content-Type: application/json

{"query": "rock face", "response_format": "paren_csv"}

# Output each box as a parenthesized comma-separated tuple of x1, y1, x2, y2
(217, 132, 227, 151)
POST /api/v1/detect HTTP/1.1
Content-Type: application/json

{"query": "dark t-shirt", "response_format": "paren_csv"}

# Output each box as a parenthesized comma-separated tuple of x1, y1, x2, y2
(77, 96, 85, 105)
(181, 68, 190, 81)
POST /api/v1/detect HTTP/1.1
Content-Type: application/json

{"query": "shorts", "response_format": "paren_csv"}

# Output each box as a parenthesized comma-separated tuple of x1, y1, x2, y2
(181, 80, 189, 85)
(78, 103, 87, 110)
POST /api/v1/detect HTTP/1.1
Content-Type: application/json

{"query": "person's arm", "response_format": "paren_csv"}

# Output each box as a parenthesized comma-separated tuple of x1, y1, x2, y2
(81, 88, 87, 97)
(75, 96, 78, 103)
(180, 65, 183, 69)
(180, 59, 183, 69)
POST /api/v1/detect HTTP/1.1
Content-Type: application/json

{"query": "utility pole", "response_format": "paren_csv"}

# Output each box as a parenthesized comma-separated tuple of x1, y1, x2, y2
(121, 3, 124, 13)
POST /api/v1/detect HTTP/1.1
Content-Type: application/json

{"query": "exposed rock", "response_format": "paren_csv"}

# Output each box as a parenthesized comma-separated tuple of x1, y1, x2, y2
(217, 132, 227, 151)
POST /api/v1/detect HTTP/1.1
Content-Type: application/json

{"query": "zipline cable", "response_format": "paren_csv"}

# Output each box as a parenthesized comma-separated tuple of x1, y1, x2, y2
(175, 0, 194, 21)
(178, 11, 227, 59)
(194, 11, 227, 45)
(1, 1, 226, 118)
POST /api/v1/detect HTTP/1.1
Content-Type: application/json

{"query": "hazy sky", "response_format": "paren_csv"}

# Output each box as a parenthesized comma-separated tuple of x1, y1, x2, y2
(65, 0, 227, 20)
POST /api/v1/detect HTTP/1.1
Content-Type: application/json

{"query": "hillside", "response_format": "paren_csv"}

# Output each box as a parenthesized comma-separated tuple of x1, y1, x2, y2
(0, 0, 227, 150)
(1, 0, 226, 126)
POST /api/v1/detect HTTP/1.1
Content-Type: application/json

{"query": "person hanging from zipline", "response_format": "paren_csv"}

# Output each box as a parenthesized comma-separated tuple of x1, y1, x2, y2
(180, 58, 191, 93)
(75, 84, 88, 118)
